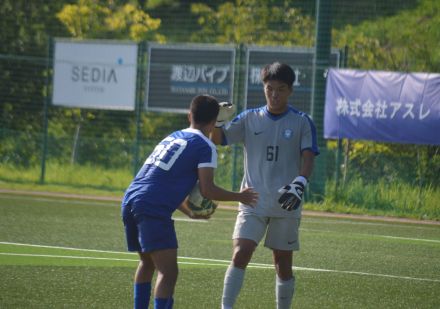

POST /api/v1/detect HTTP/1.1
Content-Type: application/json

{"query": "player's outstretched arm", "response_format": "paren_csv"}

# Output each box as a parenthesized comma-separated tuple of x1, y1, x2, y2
(210, 127, 223, 145)
(198, 167, 258, 206)
(236, 187, 259, 206)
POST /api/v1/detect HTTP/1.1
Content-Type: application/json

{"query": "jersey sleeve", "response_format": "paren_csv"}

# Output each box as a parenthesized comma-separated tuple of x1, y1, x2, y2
(301, 115, 320, 155)
(222, 112, 247, 145)
(197, 139, 218, 169)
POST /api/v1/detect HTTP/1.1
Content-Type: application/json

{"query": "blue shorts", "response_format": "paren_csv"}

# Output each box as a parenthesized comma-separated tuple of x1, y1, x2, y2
(122, 205, 178, 253)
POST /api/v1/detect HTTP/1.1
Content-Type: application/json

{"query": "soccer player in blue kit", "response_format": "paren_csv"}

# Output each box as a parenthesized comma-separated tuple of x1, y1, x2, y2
(211, 62, 319, 309)
(121, 94, 258, 309)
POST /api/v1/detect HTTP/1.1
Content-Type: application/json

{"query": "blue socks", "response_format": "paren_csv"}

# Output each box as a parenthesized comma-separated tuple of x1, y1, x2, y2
(154, 297, 174, 309)
(133, 282, 173, 309)
(134, 282, 151, 309)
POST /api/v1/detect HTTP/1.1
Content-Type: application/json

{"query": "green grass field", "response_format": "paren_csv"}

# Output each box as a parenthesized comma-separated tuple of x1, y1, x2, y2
(1, 193, 439, 308)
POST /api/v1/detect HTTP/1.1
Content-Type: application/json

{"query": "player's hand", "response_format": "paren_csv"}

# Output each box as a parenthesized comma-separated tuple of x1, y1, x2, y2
(278, 176, 308, 211)
(188, 211, 211, 220)
(215, 102, 236, 127)
(239, 187, 259, 207)
(179, 197, 211, 219)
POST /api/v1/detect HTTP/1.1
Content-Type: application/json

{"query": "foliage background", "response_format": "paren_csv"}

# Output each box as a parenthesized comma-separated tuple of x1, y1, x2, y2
(0, 0, 439, 219)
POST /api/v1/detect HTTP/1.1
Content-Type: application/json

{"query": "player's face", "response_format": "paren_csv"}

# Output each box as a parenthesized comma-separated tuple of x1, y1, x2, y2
(263, 80, 292, 114)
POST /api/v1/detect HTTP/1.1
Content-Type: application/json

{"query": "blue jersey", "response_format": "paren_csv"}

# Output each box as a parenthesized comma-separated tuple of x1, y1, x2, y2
(122, 128, 217, 218)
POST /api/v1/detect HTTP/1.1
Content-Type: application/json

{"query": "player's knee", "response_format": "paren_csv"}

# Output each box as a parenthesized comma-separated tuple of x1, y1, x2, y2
(158, 268, 178, 284)
(276, 268, 293, 281)
(165, 265, 178, 278)
(232, 248, 253, 268)
(274, 261, 293, 280)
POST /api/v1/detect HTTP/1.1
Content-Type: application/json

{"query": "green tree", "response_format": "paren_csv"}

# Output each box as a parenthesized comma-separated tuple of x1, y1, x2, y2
(334, 0, 440, 72)
(332, 0, 440, 188)
(56, 0, 165, 42)
(0, 1, 69, 165)
(190, 0, 314, 46)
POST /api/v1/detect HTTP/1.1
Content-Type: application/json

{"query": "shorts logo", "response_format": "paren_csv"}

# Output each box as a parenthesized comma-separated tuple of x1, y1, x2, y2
(288, 240, 296, 245)
(283, 129, 293, 139)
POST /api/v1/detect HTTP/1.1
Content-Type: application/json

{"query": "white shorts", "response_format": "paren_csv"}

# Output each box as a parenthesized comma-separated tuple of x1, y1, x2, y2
(232, 211, 301, 251)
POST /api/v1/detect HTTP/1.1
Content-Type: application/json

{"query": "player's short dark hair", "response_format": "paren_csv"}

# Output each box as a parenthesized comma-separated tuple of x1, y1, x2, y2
(190, 94, 220, 125)
(260, 62, 296, 87)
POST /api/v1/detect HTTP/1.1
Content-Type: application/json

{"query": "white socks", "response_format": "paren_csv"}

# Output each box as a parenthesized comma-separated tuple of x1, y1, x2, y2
(222, 266, 295, 309)
(222, 265, 245, 309)
(276, 275, 295, 309)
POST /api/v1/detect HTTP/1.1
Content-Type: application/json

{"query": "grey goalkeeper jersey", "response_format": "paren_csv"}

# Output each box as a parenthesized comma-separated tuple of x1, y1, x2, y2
(222, 105, 319, 218)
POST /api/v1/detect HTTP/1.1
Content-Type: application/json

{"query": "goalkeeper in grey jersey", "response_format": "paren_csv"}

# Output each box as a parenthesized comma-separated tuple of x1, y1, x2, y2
(211, 62, 319, 309)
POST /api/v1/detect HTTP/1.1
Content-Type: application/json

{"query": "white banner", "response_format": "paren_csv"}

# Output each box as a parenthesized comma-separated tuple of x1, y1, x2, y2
(52, 39, 138, 110)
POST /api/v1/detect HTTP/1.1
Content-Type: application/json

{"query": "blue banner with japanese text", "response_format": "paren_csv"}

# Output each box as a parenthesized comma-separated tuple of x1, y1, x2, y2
(324, 69, 440, 145)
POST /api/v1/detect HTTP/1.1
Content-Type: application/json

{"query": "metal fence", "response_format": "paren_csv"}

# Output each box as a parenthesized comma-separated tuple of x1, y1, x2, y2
(0, 0, 438, 217)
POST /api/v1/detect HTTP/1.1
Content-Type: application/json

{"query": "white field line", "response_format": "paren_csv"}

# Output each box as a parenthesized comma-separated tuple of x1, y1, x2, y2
(0, 252, 138, 262)
(379, 235, 440, 243)
(0, 241, 137, 255)
(1, 242, 439, 283)
(301, 228, 440, 244)
(302, 217, 440, 230)
(0, 194, 118, 207)
(174, 218, 209, 223)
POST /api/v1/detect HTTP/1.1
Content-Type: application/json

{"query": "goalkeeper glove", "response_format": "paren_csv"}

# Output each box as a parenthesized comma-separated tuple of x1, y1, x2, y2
(278, 176, 308, 211)
(215, 102, 236, 127)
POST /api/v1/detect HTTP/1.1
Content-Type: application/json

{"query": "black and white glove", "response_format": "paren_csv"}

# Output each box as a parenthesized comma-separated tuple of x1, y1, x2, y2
(215, 102, 236, 128)
(278, 176, 308, 211)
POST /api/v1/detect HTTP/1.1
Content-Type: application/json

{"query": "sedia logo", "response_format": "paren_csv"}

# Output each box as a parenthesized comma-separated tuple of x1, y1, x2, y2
(71, 65, 118, 84)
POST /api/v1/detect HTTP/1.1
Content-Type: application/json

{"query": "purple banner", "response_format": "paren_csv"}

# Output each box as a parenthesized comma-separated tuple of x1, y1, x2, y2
(324, 69, 440, 145)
